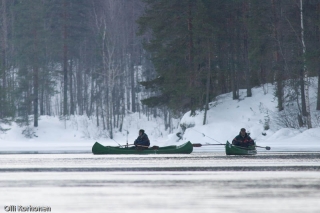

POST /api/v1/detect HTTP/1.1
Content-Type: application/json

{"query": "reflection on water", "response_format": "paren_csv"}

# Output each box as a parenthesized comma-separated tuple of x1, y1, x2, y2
(0, 153, 320, 213)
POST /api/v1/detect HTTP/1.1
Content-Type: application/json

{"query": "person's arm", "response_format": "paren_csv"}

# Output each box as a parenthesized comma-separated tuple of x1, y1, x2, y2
(248, 136, 254, 144)
(134, 137, 139, 145)
(245, 135, 252, 142)
(235, 135, 242, 142)
(232, 137, 239, 145)
(146, 136, 150, 146)
(140, 135, 149, 146)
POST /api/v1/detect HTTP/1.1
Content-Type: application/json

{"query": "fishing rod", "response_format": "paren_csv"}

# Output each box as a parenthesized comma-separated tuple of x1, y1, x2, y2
(111, 138, 124, 148)
(191, 128, 224, 144)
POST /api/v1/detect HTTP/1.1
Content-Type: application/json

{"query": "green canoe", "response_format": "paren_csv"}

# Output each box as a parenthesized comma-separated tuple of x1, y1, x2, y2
(92, 141, 193, 154)
(225, 141, 257, 155)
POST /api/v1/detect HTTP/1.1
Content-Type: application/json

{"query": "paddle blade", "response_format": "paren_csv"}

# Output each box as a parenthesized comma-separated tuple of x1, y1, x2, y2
(192, 143, 202, 147)
(266, 146, 271, 150)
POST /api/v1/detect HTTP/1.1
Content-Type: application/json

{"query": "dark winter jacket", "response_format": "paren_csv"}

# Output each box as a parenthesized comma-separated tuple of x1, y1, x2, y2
(134, 133, 150, 147)
(232, 132, 254, 147)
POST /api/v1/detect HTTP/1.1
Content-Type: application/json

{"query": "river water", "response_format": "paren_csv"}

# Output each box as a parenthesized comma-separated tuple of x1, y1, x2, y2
(1, 151, 320, 213)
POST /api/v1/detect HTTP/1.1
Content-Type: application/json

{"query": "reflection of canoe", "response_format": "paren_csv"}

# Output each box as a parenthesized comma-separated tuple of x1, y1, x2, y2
(225, 141, 257, 155)
(92, 141, 193, 155)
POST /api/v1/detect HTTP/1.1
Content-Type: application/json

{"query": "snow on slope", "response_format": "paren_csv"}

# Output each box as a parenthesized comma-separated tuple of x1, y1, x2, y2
(171, 82, 320, 151)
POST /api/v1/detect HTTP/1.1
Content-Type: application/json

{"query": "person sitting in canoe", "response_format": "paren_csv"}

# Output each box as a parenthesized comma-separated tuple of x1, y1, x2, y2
(232, 128, 254, 147)
(133, 129, 150, 148)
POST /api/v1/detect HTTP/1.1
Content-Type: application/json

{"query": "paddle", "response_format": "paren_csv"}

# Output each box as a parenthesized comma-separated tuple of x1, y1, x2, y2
(125, 144, 159, 150)
(255, 145, 271, 150)
(137, 144, 160, 150)
(192, 143, 225, 147)
(192, 143, 271, 150)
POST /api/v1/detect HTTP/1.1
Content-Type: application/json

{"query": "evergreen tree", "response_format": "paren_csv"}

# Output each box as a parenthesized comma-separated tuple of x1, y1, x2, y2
(47, 0, 93, 117)
(13, 0, 47, 127)
(139, 0, 220, 114)
(247, 0, 274, 87)
(0, 0, 14, 119)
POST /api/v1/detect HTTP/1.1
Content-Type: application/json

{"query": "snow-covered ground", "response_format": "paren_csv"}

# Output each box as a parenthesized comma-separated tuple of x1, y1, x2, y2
(0, 82, 320, 152)
(179, 82, 320, 152)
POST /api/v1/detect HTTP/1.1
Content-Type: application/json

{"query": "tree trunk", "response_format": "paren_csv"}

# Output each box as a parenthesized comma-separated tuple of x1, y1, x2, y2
(231, 53, 238, 100)
(131, 61, 136, 112)
(96, 96, 99, 127)
(300, 0, 312, 128)
(130, 4, 136, 113)
(77, 61, 83, 115)
(69, 59, 74, 115)
(1, 0, 7, 118)
(203, 41, 211, 125)
(242, 1, 252, 97)
(317, 4, 320, 111)
(40, 79, 44, 116)
(271, 0, 283, 111)
(187, 0, 196, 114)
(63, 0, 68, 117)
(33, 36, 39, 127)
(32, 7, 39, 127)
(228, 16, 238, 100)
(300, 68, 307, 116)
(317, 67, 320, 110)
(101, 91, 106, 130)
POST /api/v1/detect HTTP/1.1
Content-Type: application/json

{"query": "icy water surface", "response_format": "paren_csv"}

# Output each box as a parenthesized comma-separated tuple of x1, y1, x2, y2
(1, 152, 320, 213)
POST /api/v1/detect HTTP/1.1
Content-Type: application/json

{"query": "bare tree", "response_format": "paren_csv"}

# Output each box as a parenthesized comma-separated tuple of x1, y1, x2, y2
(300, 0, 312, 128)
